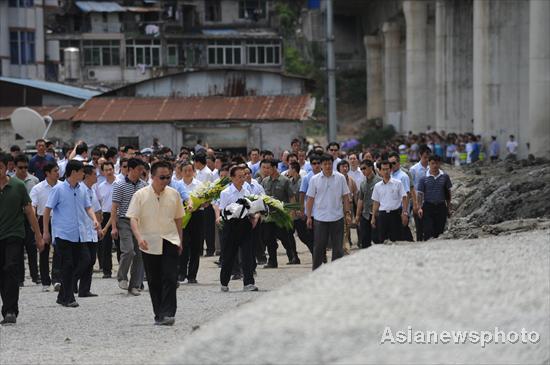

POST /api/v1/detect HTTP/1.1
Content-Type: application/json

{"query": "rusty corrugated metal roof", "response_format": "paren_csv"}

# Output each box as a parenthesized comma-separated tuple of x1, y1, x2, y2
(0, 106, 78, 121)
(73, 95, 314, 123)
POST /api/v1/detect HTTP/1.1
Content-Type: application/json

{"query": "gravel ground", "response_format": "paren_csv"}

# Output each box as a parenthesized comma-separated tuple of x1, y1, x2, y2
(0, 242, 315, 365)
(168, 230, 550, 365)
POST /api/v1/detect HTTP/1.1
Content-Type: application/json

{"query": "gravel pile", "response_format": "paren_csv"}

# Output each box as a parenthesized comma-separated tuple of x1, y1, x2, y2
(168, 230, 550, 364)
(443, 158, 550, 239)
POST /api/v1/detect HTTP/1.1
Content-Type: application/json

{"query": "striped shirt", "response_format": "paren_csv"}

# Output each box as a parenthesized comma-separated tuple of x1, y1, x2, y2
(112, 177, 147, 218)
(417, 170, 452, 204)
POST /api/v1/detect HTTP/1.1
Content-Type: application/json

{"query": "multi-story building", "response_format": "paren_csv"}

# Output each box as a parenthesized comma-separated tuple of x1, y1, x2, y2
(0, 0, 59, 79)
(43, 0, 284, 87)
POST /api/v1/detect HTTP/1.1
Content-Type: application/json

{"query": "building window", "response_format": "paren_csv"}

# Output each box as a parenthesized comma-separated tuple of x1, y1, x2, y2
(126, 40, 161, 67)
(167, 44, 179, 66)
(246, 40, 280, 65)
(8, 0, 34, 7)
(238, 0, 266, 20)
(118, 137, 140, 149)
(207, 40, 242, 65)
(10, 31, 35, 65)
(83, 40, 120, 66)
(205, 0, 221, 22)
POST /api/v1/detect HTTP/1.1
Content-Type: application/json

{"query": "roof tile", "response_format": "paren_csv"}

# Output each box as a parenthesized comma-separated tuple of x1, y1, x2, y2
(73, 95, 314, 123)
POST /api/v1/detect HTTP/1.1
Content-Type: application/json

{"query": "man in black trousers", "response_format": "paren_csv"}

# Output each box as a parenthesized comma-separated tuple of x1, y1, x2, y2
(0, 152, 45, 325)
(370, 160, 408, 242)
(127, 160, 185, 325)
(417, 155, 453, 240)
(217, 165, 258, 292)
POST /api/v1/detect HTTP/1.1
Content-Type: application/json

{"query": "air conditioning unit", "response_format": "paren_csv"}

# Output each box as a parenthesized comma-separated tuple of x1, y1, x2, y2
(87, 69, 97, 80)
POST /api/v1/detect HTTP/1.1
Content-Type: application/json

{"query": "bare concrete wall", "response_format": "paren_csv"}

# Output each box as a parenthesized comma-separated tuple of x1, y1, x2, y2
(131, 70, 305, 97)
(473, 0, 530, 156)
(71, 121, 303, 153)
(435, 0, 473, 133)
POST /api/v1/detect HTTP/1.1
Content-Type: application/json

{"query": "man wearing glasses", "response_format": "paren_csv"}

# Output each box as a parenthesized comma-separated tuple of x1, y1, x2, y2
(355, 160, 381, 248)
(296, 154, 322, 254)
(127, 160, 185, 325)
(326, 142, 341, 171)
(115, 157, 129, 182)
(13, 154, 40, 286)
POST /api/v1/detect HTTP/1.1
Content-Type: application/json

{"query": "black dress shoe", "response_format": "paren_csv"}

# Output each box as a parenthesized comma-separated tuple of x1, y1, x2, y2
(0, 313, 16, 325)
(79, 292, 98, 298)
(263, 263, 278, 269)
(102, 273, 112, 279)
(64, 301, 79, 308)
(204, 252, 214, 257)
(287, 257, 301, 265)
(187, 278, 198, 284)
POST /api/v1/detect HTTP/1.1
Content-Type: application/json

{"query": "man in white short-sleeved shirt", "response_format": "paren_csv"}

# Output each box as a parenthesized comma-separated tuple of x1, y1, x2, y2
(306, 154, 351, 270)
(371, 160, 408, 242)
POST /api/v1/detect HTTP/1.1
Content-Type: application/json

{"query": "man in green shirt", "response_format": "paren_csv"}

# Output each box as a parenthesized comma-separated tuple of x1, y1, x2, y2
(260, 160, 300, 268)
(0, 152, 44, 325)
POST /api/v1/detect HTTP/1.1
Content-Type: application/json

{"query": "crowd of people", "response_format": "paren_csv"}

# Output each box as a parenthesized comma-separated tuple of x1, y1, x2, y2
(0, 135, 454, 326)
(359, 129, 521, 165)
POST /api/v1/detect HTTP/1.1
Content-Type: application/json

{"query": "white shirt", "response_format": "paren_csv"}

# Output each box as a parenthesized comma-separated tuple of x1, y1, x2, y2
(83, 185, 102, 243)
(218, 183, 251, 210)
(371, 178, 407, 212)
(57, 158, 68, 179)
(306, 171, 350, 222)
(30, 180, 60, 216)
(195, 166, 214, 183)
(182, 178, 202, 209)
(282, 169, 307, 179)
(115, 173, 126, 183)
(182, 178, 201, 193)
(506, 140, 518, 154)
(348, 167, 365, 189)
(332, 157, 342, 171)
(96, 178, 116, 213)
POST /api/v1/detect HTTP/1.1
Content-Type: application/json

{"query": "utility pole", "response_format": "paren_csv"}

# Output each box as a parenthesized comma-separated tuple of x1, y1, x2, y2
(326, 0, 337, 143)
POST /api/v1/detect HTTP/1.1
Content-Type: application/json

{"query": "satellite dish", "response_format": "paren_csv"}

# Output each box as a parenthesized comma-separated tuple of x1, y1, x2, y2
(10, 107, 53, 141)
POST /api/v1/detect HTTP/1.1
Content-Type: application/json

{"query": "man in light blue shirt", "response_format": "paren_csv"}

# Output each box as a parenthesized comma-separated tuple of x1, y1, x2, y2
(73, 165, 103, 298)
(169, 177, 191, 204)
(43, 160, 100, 308)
